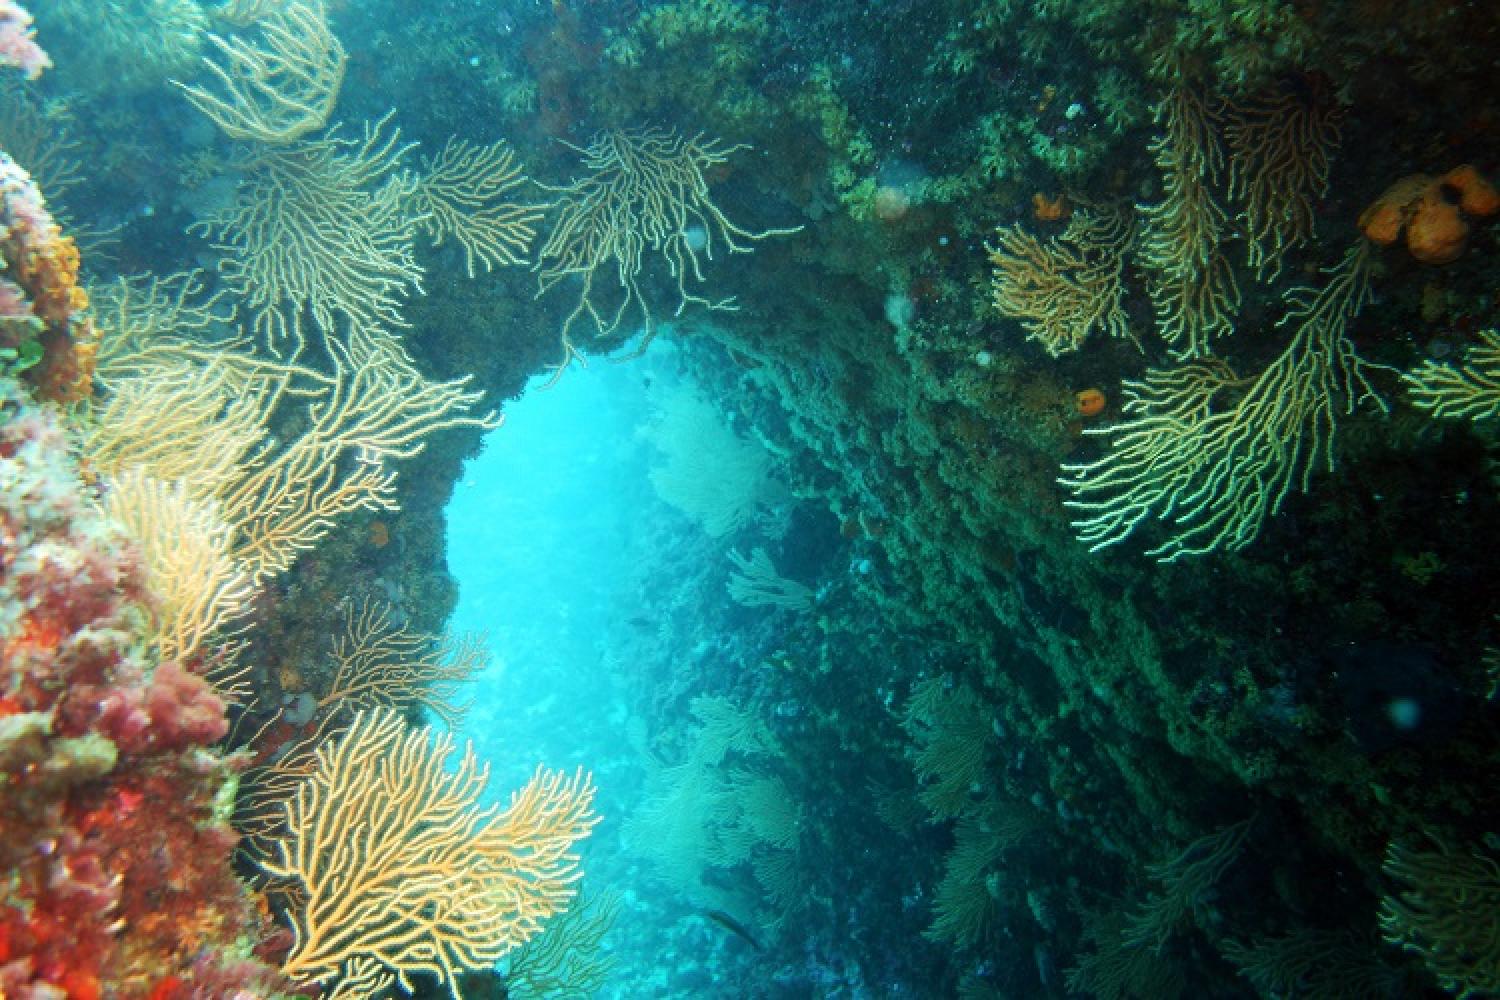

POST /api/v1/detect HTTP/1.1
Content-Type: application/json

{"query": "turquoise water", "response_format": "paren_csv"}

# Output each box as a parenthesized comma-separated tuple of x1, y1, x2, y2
(444, 341, 813, 990)
(446, 362, 644, 797)
(447, 351, 809, 994)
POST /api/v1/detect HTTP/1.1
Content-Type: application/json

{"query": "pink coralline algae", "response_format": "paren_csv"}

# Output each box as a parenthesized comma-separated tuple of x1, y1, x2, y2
(0, 0, 47, 79)
(0, 379, 281, 998)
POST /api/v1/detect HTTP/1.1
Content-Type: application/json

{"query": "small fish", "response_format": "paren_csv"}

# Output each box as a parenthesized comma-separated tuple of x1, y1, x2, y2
(702, 909, 763, 952)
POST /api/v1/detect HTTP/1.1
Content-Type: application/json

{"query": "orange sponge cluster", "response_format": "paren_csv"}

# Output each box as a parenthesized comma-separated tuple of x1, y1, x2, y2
(1359, 165, 1500, 265)
(0, 152, 97, 402)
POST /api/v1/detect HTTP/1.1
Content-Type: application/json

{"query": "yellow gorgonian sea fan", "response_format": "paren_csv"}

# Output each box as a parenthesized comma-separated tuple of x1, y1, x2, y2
(263, 708, 599, 1000)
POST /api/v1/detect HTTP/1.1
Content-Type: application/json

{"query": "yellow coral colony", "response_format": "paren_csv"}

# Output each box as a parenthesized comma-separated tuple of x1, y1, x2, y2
(263, 709, 599, 1000)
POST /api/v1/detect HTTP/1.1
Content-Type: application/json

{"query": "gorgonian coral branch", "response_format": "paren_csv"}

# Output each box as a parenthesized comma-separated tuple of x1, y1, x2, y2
(1061, 242, 1386, 561)
(1380, 832, 1500, 997)
(177, 0, 345, 144)
(263, 708, 599, 1000)
(1138, 83, 1240, 359)
(989, 206, 1136, 356)
(534, 126, 801, 381)
(407, 138, 548, 278)
(190, 113, 422, 356)
(1405, 328, 1500, 422)
(1225, 82, 1342, 282)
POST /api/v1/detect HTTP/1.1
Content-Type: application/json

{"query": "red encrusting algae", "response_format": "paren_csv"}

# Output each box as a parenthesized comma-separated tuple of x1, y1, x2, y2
(0, 380, 286, 998)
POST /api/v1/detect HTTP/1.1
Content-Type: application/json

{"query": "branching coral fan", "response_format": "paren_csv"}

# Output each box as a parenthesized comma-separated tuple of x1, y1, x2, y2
(263, 708, 599, 1000)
